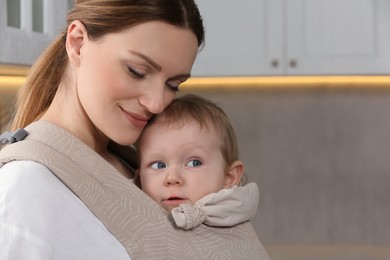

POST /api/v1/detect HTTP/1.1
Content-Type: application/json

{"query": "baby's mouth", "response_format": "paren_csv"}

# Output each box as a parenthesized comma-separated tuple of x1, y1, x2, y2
(163, 197, 188, 207)
(167, 196, 183, 200)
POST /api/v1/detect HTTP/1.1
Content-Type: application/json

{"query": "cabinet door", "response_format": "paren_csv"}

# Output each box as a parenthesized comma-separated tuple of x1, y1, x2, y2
(286, 0, 390, 75)
(191, 0, 284, 77)
(0, 0, 69, 66)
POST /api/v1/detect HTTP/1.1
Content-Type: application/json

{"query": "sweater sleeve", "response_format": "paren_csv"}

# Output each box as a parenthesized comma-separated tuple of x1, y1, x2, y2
(171, 183, 260, 230)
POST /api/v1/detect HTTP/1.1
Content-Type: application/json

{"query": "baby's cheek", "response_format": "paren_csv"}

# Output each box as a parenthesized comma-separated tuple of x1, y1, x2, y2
(140, 175, 155, 196)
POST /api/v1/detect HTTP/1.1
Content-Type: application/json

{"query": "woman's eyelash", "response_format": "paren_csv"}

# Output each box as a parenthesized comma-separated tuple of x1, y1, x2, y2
(166, 82, 180, 92)
(128, 67, 146, 79)
(127, 65, 181, 92)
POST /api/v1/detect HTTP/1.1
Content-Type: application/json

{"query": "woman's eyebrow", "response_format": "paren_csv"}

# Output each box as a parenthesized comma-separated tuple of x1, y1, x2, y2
(129, 50, 161, 71)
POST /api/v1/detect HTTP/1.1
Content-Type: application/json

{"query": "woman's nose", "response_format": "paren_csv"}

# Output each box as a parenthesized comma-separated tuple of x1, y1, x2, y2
(138, 82, 167, 115)
(139, 96, 164, 114)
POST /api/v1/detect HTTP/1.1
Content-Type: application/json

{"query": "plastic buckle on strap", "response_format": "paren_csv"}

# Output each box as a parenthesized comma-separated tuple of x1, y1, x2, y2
(0, 129, 28, 145)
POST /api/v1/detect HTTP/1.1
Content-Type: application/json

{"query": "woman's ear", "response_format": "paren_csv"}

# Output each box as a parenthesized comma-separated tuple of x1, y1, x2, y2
(66, 20, 88, 67)
(224, 160, 244, 188)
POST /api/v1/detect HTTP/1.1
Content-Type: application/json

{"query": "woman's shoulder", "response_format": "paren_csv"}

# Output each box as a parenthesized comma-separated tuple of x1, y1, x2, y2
(0, 160, 70, 213)
(0, 160, 53, 183)
(0, 160, 93, 217)
(0, 160, 59, 192)
(0, 160, 130, 259)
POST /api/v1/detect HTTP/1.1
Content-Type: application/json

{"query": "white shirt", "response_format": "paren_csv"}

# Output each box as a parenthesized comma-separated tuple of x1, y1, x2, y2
(0, 161, 130, 260)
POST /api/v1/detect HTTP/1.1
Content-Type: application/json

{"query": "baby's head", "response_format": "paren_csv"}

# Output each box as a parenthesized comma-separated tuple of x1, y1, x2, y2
(149, 94, 240, 168)
(136, 94, 244, 211)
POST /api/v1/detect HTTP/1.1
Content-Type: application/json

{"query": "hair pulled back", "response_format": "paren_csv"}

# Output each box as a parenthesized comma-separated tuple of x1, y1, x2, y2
(12, 0, 204, 129)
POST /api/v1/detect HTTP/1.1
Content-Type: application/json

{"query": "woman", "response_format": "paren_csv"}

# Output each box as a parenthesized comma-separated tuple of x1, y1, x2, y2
(0, 0, 269, 259)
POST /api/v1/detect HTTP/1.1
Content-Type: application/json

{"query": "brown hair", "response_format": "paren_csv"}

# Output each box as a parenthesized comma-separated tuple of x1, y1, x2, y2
(141, 94, 240, 170)
(11, 0, 204, 129)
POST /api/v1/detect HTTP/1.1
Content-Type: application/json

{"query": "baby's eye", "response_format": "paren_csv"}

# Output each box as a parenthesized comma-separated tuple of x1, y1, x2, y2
(186, 159, 202, 168)
(151, 162, 166, 169)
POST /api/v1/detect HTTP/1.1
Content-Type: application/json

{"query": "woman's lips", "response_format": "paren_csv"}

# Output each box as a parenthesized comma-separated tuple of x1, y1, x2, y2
(121, 108, 149, 128)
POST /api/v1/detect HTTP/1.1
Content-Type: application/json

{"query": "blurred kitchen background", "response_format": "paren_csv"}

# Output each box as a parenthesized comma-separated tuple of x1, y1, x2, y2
(1, 0, 390, 259)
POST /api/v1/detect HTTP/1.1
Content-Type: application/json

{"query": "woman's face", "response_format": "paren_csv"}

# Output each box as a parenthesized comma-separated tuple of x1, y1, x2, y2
(71, 21, 198, 145)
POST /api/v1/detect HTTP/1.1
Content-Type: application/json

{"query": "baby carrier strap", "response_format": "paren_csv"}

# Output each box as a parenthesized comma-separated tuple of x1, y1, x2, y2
(0, 121, 269, 260)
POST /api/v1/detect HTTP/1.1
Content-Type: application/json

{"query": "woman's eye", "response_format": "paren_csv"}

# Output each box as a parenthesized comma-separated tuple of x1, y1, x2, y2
(128, 67, 146, 79)
(186, 159, 202, 168)
(151, 162, 166, 169)
(166, 81, 180, 92)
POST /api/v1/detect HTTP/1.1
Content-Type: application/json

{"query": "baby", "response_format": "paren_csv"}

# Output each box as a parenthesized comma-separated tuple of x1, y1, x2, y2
(136, 94, 260, 230)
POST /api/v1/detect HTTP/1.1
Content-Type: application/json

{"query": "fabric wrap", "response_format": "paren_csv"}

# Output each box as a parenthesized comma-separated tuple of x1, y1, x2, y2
(0, 121, 270, 260)
(172, 183, 260, 230)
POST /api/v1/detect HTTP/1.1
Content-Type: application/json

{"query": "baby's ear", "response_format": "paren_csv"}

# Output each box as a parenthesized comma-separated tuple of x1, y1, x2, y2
(224, 160, 244, 188)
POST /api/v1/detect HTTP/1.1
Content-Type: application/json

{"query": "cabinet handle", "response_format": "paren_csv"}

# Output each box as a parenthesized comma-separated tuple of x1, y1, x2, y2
(271, 59, 279, 68)
(289, 59, 297, 68)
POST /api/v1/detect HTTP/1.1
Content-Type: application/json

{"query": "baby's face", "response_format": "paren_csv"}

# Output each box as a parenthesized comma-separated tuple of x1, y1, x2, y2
(138, 121, 228, 211)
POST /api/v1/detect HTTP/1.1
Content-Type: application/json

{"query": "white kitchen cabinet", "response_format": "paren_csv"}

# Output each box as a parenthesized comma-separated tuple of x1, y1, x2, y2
(0, 0, 69, 66)
(287, 0, 390, 75)
(192, 0, 390, 77)
(192, 0, 284, 77)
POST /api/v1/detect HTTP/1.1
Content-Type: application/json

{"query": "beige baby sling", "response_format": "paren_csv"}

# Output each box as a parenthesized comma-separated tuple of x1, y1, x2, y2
(0, 121, 269, 260)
